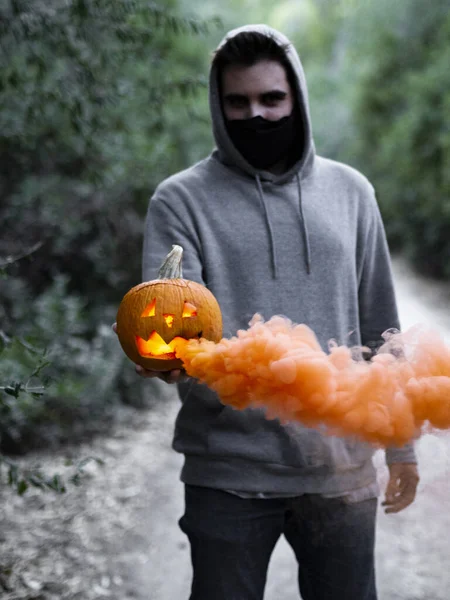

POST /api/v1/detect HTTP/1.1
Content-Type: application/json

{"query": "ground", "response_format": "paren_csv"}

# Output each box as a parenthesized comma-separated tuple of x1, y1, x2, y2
(1, 258, 450, 600)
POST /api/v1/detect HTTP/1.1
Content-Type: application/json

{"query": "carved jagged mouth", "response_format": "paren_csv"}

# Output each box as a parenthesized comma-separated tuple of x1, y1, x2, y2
(135, 332, 186, 359)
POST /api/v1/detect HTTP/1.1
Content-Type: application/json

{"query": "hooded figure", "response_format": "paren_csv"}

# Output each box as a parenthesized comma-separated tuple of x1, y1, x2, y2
(142, 24, 418, 600)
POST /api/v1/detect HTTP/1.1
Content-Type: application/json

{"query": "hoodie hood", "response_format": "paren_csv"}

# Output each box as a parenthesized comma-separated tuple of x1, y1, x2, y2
(209, 24, 315, 184)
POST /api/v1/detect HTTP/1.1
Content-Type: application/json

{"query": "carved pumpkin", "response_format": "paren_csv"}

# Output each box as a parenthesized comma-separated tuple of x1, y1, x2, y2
(116, 245, 223, 371)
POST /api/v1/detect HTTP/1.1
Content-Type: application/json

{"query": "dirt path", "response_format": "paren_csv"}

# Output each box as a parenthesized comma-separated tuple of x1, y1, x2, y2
(1, 257, 450, 600)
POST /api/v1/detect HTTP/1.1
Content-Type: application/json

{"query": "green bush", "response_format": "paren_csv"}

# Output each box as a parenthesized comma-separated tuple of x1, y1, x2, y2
(0, 0, 221, 453)
(347, 0, 450, 277)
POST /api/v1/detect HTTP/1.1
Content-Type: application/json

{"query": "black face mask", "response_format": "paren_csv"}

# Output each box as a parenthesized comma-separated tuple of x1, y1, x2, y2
(226, 112, 299, 170)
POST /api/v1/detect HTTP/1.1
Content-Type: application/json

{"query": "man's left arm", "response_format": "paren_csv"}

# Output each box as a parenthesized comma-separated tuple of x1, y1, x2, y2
(358, 189, 420, 513)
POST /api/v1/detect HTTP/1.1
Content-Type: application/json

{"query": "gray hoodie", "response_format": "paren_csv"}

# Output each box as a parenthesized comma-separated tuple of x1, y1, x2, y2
(142, 24, 416, 496)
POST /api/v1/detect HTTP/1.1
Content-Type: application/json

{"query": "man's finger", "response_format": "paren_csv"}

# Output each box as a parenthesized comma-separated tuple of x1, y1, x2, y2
(383, 494, 414, 514)
(135, 365, 158, 378)
(134, 365, 188, 383)
(382, 482, 417, 513)
(163, 369, 188, 384)
(383, 480, 399, 504)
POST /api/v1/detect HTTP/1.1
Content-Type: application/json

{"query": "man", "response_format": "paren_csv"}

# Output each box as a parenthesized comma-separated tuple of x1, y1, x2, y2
(138, 25, 419, 600)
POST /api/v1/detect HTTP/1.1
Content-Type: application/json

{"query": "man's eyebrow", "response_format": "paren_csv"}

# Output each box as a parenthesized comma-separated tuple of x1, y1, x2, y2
(224, 90, 288, 101)
(261, 90, 288, 99)
(223, 93, 248, 101)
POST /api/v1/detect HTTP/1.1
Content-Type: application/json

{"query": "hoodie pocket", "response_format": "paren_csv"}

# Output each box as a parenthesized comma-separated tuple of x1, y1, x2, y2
(322, 434, 374, 472)
(206, 405, 343, 469)
(173, 383, 224, 453)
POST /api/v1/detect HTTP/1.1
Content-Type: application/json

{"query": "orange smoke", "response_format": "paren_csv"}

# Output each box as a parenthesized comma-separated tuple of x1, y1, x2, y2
(176, 314, 450, 447)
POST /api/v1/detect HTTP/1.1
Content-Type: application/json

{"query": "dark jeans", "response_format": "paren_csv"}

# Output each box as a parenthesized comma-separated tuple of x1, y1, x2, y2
(179, 484, 378, 600)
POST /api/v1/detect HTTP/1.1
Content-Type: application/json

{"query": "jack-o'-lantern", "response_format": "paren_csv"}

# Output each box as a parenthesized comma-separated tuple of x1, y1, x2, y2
(116, 245, 223, 371)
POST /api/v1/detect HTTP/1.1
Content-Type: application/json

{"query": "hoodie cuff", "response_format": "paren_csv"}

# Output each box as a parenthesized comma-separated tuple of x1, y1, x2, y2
(385, 443, 417, 465)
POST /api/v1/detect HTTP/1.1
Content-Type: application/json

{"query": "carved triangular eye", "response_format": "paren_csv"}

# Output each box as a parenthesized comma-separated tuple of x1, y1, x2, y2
(182, 301, 197, 318)
(141, 298, 156, 317)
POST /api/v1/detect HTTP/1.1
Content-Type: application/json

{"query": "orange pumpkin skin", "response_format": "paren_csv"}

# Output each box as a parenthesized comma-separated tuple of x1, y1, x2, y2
(116, 277, 223, 371)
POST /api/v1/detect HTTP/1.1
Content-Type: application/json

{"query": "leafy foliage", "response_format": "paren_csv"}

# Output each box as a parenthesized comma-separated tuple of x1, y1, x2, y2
(0, 0, 221, 454)
(342, 0, 450, 277)
(0, 329, 104, 494)
(0, 0, 217, 302)
(0, 453, 104, 495)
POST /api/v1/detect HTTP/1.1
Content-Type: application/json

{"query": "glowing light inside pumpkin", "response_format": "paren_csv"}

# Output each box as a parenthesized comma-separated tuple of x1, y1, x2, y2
(136, 332, 186, 359)
(141, 299, 156, 317)
(164, 314, 174, 327)
(182, 301, 197, 318)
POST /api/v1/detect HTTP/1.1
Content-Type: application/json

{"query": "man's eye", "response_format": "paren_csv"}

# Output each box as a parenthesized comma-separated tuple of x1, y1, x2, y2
(263, 94, 285, 106)
(228, 97, 247, 108)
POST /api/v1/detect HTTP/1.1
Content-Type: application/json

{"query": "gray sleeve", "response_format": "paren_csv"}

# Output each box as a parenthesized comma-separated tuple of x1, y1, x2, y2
(358, 192, 400, 351)
(385, 444, 417, 464)
(358, 192, 417, 464)
(142, 187, 204, 285)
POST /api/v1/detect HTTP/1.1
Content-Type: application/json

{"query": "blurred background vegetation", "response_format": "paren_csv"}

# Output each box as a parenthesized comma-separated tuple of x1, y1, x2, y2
(1, 0, 449, 459)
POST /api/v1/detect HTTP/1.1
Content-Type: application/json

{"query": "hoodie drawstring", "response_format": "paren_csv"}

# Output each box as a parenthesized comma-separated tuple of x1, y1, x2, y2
(256, 174, 278, 278)
(255, 173, 311, 278)
(296, 173, 311, 275)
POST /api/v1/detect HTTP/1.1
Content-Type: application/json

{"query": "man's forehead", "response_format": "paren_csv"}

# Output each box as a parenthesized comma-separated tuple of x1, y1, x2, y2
(221, 60, 291, 92)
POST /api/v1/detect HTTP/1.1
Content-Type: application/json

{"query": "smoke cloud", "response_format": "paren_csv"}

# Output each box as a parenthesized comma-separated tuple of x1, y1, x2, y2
(176, 314, 450, 447)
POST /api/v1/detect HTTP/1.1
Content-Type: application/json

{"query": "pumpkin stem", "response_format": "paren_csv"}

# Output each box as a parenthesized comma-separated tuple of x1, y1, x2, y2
(158, 245, 183, 279)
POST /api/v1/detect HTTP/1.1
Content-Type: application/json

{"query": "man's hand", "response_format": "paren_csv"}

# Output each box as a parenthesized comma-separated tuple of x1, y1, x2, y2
(112, 322, 188, 384)
(382, 462, 419, 514)
(134, 364, 188, 384)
